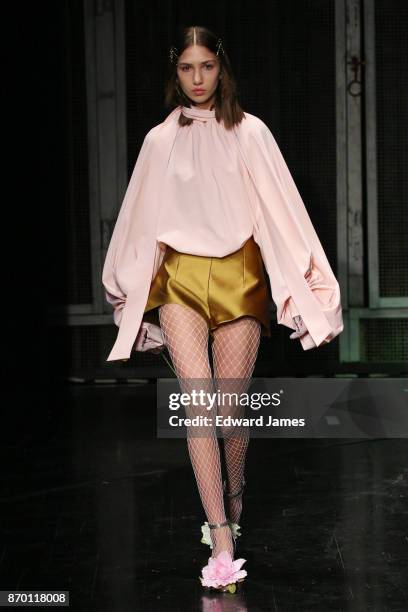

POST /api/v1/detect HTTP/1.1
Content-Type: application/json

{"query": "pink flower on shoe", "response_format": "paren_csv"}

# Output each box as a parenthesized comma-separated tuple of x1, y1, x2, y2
(200, 550, 247, 589)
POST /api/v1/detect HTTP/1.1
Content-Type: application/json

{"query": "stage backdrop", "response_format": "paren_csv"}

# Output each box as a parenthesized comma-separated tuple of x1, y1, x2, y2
(46, 0, 408, 380)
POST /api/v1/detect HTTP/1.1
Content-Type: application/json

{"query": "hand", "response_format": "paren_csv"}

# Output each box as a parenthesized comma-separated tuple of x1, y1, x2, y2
(289, 315, 308, 339)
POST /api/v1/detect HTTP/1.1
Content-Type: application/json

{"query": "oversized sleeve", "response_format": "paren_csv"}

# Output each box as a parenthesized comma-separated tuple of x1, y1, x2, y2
(101, 129, 154, 326)
(240, 117, 344, 349)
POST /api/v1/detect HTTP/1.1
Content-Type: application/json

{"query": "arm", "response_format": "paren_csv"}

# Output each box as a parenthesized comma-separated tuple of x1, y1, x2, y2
(238, 116, 343, 348)
(101, 129, 154, 326)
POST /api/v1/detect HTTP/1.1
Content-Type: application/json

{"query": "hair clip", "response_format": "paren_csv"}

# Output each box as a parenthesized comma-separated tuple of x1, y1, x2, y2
(216, 38, 225, 56)
(169, 45, 179, 63)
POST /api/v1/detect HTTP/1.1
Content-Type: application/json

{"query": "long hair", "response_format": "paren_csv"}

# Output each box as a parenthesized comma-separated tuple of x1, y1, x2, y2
(164, 26, 245, 130)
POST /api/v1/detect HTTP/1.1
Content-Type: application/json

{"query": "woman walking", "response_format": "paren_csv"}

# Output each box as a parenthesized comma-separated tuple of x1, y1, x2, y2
(102, 25, 343, 593)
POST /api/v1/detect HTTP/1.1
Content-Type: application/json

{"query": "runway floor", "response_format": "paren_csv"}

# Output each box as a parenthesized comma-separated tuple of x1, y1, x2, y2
(1, 383, 407, 611)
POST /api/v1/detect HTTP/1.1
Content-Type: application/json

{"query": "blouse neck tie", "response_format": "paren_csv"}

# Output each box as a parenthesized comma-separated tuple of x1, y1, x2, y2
(181, 105, 216, 121)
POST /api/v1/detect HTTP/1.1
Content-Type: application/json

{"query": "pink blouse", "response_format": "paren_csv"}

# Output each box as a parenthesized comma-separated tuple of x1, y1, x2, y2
(156, 104, 254, 256)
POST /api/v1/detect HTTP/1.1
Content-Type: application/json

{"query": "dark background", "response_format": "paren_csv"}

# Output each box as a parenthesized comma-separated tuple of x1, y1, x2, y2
(4, 0, 407, 388)
(1, 3, 407, 610)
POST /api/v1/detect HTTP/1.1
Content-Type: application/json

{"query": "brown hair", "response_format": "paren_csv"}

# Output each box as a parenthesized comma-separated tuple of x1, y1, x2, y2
(164, 26, 245, 130)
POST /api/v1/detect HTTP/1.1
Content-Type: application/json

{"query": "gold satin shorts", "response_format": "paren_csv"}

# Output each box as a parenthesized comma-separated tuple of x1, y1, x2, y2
(143, 235, 271, 338)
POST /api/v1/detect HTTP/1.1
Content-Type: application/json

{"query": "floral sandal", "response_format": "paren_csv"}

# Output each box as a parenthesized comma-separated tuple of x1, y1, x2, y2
(199, 520, 247, 593)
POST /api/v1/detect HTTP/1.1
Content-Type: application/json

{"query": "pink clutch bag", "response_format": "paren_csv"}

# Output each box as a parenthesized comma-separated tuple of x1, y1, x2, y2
(133, 322, 165, 354)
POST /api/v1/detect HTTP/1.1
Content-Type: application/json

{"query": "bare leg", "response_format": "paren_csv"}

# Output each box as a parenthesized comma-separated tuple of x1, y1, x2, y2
(211, 316, 261, 525)
(158, 303, 233, 558)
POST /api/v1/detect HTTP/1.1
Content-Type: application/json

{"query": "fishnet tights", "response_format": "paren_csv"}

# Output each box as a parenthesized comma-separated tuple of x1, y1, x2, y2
(158, 303, 261, 559)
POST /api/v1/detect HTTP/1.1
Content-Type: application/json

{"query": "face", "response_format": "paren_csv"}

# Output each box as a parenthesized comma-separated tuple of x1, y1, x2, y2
(176, 44, 221, 110)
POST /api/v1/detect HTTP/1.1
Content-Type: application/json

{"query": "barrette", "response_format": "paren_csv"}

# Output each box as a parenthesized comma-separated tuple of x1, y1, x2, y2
(216, 38, 225, 56)
(169, 45, 179, 63)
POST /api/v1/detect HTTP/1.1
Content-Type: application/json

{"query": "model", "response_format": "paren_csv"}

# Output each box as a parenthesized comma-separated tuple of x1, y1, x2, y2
(102, 25, 344, 593)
